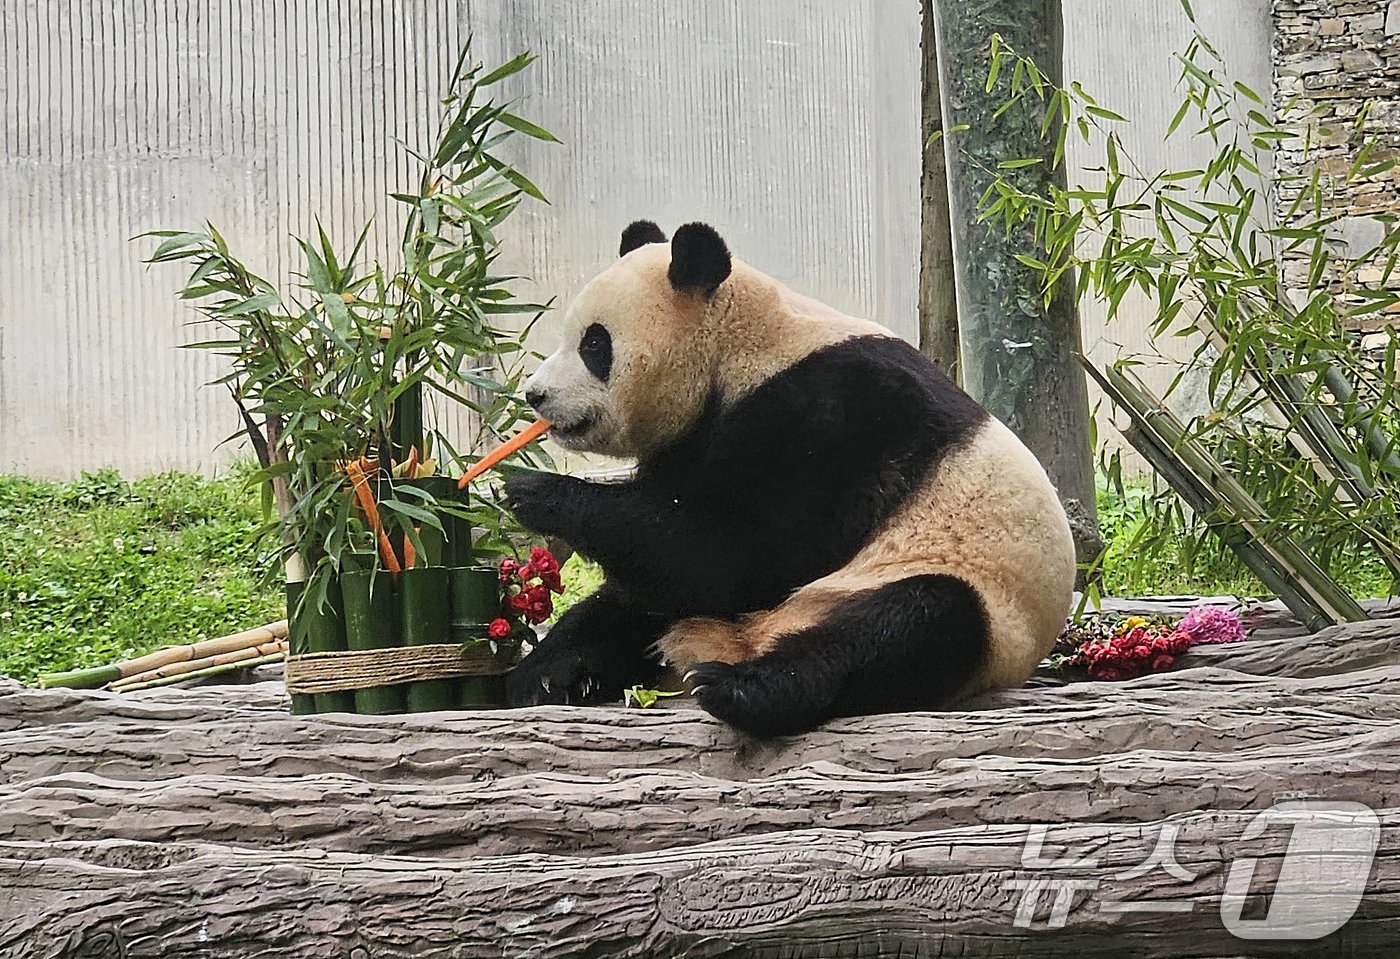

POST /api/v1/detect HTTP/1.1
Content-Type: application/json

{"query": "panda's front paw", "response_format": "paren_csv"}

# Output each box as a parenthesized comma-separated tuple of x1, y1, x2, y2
(504, 471, 583, 539)
(505, 642, 596, 707)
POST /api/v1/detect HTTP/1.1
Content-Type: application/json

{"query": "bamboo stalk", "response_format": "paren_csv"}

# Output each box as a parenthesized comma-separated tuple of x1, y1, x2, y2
(108, 639, 288, 692)
(37, 621, 289, 689)
(114, 652, 288, 693)
(1080, 356, 1367, 630)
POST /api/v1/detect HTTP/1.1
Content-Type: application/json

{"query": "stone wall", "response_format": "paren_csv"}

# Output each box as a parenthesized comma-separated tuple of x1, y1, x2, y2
(1273, 0, 1400, 334)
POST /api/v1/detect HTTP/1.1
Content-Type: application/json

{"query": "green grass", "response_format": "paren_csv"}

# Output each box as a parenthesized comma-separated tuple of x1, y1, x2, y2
(2, 468, 1390, 684)
(0, 469, 282, 683)
(1095, 478, 1393, 599)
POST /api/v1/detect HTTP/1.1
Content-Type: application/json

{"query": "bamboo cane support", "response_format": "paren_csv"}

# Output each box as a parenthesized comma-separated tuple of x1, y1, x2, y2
(37, 621, 289, 689)
(108, 640, 289, 692)
(113, 652, 289, 693)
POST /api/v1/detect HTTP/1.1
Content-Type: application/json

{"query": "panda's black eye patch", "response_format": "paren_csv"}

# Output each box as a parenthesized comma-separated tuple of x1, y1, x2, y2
(579, 323, 613, 382)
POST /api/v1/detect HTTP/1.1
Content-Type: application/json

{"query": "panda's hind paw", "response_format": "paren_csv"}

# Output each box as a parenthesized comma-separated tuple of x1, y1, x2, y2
(686, 658, 832, 737)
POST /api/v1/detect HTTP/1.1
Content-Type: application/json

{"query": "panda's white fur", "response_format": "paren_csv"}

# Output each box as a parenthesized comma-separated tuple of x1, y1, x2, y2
(530, 243, 887, 459)
(512, 222, 1076, 729)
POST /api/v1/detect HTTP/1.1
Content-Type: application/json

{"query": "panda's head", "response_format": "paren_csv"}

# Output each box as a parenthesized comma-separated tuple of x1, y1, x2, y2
(524, 220, 733, 459)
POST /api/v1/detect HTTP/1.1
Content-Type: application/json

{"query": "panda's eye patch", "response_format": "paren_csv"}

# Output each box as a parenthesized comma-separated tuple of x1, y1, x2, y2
(579, 323, 613, 382)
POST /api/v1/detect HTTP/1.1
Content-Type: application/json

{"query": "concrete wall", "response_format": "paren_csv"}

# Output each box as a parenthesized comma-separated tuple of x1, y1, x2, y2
(0, 0, 920, 478)
(1063, 0, 1275, 436)
(1, 0, 1271, 478)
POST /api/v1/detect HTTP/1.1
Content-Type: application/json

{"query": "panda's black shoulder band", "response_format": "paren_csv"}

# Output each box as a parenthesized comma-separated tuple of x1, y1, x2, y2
(668, 222, 732, 298)
(619, 220, 667, 257)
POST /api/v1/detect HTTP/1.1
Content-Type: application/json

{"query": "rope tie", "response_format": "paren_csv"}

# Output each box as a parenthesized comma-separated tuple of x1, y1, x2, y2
(283, 642, 514, 694)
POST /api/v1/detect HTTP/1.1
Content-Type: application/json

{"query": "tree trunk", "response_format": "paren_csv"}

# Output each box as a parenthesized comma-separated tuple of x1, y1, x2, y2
(2, 813, 1398, 958)
(932, 0, 1102, 566)
(918, 0, 960, 377)
(3, 614, 1399, 956)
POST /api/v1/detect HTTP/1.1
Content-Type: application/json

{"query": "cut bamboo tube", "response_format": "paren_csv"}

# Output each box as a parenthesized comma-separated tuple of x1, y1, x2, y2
(114, 652, 288, 693)
(401, 566, 458, 713)
(342, 569, 407, 714)
(108, 640, 289, 692)
(37, 621, 289, 689)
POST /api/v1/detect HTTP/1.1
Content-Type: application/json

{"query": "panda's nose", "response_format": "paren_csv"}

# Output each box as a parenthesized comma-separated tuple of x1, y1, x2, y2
(525, 387, 549, 411)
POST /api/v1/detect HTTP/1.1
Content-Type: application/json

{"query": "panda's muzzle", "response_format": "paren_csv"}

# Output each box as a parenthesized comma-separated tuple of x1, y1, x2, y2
(550, 412, 597, 440)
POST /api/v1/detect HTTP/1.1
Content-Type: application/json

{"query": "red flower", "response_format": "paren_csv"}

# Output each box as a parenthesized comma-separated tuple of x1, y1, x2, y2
(524, 586, 554, 624)
(518, 563, 537, 583)
(498, 558, 520, 583)
(526, 603, 552, 624)
(508, 591, 530, 612)
(530, 546, 559, 573)
(488, 618, 512, 639)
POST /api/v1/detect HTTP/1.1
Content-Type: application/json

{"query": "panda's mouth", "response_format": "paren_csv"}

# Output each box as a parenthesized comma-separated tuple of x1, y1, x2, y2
(550, 412, 597, 441)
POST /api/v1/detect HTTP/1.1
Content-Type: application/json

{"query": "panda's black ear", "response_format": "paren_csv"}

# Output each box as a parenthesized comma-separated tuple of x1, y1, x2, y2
(619, 220, 667, 257)
(668, 222, 731, 298)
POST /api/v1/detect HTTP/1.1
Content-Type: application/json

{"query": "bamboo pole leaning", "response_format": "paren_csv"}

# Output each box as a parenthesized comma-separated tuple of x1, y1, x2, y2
(1079, 356, 1368, 631)
(35, 621, 289, 690)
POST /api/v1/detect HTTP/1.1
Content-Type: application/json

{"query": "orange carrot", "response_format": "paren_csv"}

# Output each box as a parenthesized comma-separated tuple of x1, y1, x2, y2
(346, 459, 402, 577)
(457, 419, 551, 490)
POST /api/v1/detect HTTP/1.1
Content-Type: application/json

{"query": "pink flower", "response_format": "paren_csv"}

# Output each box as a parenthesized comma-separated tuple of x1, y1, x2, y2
(1177, 606, 1246, 646)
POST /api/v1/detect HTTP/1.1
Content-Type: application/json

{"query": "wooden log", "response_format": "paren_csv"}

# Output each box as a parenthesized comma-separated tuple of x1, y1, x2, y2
(3, 719, 1399, 857)
(5, 602, 1399, 731)
(2, 810, 1398, 959)
(4, 664, 1400, 787)
(1174, 615, 1400, 678)
(3, 615, 1399, 955)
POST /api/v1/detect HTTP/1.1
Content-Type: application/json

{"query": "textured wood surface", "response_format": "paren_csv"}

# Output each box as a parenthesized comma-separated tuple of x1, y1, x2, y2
(2, 609, 1399, 957)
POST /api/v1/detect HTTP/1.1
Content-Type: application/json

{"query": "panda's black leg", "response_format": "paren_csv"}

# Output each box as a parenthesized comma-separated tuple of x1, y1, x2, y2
(506, 583, 671, 707)
(686, 574, 989, 736)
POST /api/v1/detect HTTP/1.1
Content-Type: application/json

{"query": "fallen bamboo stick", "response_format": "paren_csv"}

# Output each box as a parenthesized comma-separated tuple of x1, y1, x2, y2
(108, 639, 289, 692)
(36, 621, 289, 690)
(114, 652, 288, 693)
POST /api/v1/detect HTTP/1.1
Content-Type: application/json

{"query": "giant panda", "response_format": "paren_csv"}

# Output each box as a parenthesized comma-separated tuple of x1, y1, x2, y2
(502, 220, 1076, 736)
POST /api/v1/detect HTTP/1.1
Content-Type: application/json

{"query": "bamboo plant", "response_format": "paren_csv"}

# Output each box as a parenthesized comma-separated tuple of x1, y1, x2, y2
(967, 4, 1400, 603)
(143, 41, 555, 623)
(142, 42, 557, 711)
